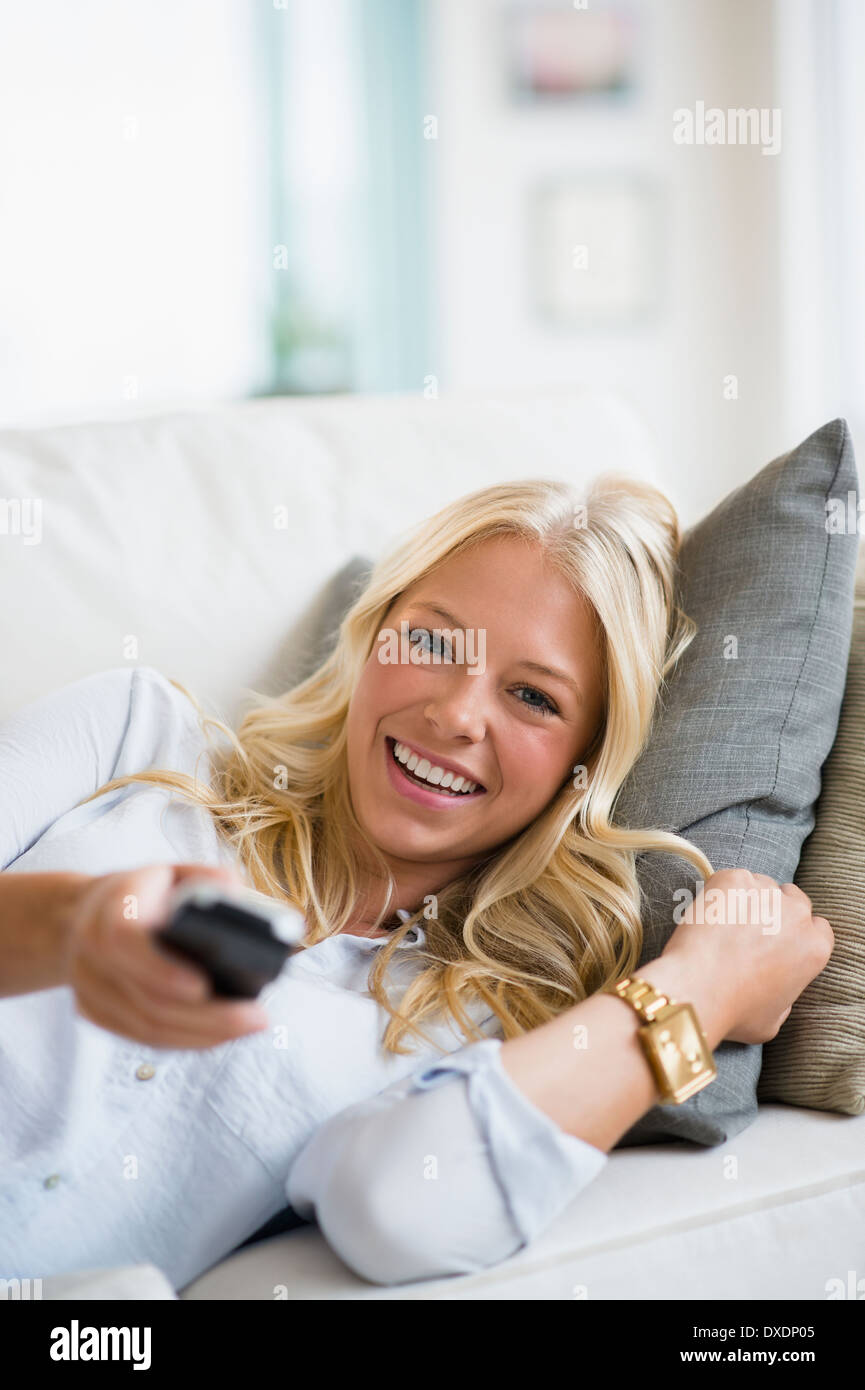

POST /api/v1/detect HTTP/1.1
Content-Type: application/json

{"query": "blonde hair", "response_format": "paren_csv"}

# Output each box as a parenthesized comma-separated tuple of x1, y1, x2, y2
(80, 476, 713, 1055)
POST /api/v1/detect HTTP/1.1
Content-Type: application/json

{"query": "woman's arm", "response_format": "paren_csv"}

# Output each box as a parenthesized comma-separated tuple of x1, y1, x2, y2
(0, 871, 93, 997)
(286, 950, 727, 1284)
(287, 872, 832, 1285)
(0, 667, 161, 997)
(496, 950, 722, 1150)
(0, 667, 138, 871)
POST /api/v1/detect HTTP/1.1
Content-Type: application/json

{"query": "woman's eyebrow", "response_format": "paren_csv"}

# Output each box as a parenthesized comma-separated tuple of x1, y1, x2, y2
(413, 601, 585, 705)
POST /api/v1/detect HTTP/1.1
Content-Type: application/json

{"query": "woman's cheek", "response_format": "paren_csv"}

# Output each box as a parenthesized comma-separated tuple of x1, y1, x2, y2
(369, 651, 419, 702)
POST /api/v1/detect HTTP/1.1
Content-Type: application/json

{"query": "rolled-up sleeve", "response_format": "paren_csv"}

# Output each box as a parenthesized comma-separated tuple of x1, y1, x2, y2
(286, 1036, 607, 1286)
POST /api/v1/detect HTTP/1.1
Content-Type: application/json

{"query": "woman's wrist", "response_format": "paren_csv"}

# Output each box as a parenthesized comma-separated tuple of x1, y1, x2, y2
(51, 873, 97, 988)
(636, 950, 733, 1051)
(497, 946, 733, 1150)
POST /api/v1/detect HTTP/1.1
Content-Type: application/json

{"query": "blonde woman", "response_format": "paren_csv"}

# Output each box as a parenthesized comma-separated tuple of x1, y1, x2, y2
(0, 478, 831, 1289)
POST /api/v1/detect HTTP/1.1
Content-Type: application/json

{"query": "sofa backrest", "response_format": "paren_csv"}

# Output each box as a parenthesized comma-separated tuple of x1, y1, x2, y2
(0, 388, 660, 725)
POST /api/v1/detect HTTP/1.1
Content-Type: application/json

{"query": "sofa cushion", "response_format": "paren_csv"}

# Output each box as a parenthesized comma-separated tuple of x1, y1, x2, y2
(758, 548, 865, 1115)
(180, 1106, 865, 1299)
(614, 418, 859, 1146)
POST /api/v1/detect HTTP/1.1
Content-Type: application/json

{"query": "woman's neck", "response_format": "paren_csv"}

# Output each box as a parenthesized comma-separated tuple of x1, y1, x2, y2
(341, 911, 404, 938)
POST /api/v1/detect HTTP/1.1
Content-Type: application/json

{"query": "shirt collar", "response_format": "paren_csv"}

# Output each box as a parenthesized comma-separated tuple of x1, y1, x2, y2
(347, 908, 425, 949)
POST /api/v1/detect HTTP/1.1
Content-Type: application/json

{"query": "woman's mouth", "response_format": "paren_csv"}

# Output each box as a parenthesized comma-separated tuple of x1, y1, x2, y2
(384, 736, 487, 808)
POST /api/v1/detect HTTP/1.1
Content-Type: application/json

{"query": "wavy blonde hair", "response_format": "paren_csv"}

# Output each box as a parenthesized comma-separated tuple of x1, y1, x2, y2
(79, 476, 713, 1055)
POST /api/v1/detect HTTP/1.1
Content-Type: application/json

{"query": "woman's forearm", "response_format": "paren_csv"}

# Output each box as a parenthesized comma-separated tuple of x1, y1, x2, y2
(0, 871, 94, 998)
(498, 952, 731, 1153)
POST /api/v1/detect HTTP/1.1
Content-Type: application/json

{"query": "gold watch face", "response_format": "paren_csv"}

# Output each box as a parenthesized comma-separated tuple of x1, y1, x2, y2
(643, 1004, 717, 1104)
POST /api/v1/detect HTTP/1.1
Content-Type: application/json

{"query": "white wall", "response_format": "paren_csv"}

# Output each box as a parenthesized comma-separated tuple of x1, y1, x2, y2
(774, 0, 865, 466)
(426, 0, 835, 526)
(2, 0, 859, 525)
(0, 0, 270, 429)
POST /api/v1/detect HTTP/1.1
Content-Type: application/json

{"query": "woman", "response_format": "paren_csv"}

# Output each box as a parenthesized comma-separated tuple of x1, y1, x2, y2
(0, 477, 831, 1289)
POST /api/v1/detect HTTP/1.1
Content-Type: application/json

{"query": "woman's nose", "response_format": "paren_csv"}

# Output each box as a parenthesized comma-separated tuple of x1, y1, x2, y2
(423, 672, 488, 743)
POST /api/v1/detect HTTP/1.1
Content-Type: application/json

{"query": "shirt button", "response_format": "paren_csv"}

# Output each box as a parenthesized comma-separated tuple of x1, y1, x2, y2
(43, 1174, 61, 1189)
(135, 1063, 156, 1081)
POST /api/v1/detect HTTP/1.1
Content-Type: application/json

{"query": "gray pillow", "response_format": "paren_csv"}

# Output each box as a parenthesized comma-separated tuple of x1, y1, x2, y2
(262, 556, 373, 694)
(614, 418, 859, 1146)
(310, 419, 859, 1149)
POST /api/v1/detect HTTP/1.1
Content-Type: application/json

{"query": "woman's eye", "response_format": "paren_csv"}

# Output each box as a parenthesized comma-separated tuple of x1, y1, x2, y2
(410, 627, 453, 661)
(513, 686, 558, 717)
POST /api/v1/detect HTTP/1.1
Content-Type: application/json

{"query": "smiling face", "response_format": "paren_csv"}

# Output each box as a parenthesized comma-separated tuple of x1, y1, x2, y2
(344, 535, 606, 895)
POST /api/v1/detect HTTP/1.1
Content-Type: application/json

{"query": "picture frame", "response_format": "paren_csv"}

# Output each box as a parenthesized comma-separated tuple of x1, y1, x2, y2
(504, 0, 640, 104)
(529, 173, 663, 326)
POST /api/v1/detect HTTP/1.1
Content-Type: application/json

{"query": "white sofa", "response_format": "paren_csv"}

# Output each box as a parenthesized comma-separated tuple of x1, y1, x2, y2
(3, 388, 864, 1301)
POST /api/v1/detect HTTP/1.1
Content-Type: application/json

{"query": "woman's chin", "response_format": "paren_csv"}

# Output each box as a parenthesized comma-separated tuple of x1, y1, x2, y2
(361, 817, 452, 861)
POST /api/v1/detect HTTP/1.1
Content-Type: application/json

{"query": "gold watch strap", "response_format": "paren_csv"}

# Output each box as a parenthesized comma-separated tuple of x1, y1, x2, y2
(608, 973, 717, 1106)
(612, 975, 673, 1021)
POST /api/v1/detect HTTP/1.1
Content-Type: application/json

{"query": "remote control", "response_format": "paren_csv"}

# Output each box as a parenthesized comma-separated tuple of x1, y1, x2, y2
(155, 878, 308, 999)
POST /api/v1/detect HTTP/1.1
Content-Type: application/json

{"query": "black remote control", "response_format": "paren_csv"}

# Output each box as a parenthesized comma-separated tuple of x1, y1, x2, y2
(155, 879, 307, 999)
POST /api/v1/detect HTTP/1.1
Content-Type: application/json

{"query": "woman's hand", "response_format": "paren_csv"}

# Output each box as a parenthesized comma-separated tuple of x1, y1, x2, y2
(62, 862, 270, 1049)
(660, 868, 834, 1044)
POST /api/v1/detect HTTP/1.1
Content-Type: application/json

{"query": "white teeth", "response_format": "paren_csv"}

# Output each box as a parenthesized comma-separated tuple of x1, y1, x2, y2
(392, 740, 480, 795)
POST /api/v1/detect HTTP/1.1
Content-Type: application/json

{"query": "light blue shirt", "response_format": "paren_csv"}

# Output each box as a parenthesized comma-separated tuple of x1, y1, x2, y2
(0, 666, 607, 1288)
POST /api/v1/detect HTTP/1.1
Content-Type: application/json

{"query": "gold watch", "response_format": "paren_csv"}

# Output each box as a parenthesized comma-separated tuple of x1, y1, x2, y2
(607, 975, 717, 1105)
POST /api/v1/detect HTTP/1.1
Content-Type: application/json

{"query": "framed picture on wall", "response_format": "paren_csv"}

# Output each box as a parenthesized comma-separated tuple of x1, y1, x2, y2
(529, 174, 663, 326)
(503, 0, 641, 104)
